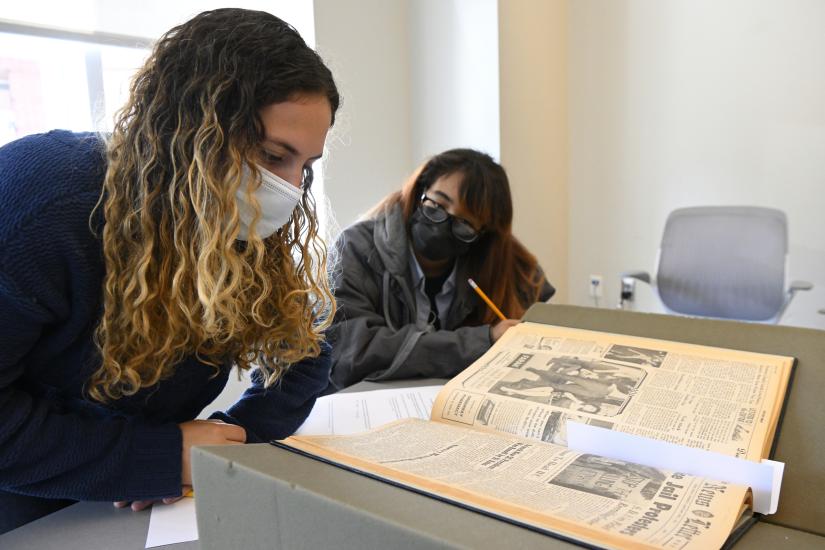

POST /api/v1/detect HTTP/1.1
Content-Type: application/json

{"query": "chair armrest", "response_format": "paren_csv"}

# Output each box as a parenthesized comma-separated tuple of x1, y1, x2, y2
(777, 281, 815, 323)
(789, 280, 813, 292)
(620, 271, 652, 285)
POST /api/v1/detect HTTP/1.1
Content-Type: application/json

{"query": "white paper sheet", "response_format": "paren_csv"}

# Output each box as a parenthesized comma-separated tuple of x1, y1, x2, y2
(145, 497, 198, 548)
(566, 421, 783, 514)
(295, 385, 444, 435)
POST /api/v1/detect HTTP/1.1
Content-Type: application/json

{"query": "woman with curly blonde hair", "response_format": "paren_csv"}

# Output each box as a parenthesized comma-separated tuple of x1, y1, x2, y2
(0, 8, 339, 531)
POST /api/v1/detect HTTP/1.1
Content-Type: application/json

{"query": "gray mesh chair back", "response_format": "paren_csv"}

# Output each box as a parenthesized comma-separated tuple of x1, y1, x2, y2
(656, 206, 787, 321)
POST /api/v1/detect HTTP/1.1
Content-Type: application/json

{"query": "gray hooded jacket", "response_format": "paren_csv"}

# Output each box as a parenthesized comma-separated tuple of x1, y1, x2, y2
(327, 203, 554, 390)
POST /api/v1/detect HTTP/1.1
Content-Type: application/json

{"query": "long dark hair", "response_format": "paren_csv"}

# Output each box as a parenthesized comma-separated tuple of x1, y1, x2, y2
(90, 8, 339, 401)
(371, 149, 545, 324)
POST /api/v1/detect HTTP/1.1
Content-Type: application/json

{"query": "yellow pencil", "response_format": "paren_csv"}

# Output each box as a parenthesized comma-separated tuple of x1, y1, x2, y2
(468, 278, 507, 321)
(183, 489, 195, 498)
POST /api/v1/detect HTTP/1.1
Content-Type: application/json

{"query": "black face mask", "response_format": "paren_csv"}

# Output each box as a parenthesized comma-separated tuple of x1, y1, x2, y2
(410, 208, 472, 261)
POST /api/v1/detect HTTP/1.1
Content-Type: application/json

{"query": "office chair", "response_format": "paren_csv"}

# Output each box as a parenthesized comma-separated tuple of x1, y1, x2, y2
(617, 206, 812, 323)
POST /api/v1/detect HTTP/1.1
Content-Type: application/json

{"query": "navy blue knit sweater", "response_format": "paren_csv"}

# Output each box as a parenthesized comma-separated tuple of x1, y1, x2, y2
(0, 131, 330, 503)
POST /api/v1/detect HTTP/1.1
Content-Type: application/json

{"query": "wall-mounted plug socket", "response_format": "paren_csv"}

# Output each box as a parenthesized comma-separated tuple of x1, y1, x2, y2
(619, 277, 636, 306)
(589, 274, 604, 298)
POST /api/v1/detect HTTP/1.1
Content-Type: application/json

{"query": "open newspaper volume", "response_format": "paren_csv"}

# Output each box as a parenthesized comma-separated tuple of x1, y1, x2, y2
(274, 322, 794, 549)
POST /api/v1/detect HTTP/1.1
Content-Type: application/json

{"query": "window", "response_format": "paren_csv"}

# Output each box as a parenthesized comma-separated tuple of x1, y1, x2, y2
(0, 1, 315, 145)
(0, 30, 149, 146)
(0, 3, 331, 238)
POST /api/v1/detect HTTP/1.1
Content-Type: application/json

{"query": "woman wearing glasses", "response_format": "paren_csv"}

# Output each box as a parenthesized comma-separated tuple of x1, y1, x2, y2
(327, 149, 554, 390)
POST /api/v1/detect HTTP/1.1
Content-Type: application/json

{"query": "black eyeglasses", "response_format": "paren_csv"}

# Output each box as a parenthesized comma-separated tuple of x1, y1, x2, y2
(419, 193, 480, 243)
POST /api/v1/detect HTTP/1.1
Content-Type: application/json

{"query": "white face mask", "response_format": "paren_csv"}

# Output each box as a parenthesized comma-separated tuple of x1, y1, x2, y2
(236, 164, 303, 240)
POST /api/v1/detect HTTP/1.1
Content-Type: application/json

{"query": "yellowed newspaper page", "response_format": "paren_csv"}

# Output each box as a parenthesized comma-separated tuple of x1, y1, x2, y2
(432, 322, 793, 461)
(283, 419, 750, 550)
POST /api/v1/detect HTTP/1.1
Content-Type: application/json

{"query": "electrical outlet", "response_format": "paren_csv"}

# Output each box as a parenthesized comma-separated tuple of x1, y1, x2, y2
(589, 274, 604, 298)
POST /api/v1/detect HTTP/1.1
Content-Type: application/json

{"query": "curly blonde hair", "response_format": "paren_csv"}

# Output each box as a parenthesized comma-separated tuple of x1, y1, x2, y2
(88, 9, 339, 402)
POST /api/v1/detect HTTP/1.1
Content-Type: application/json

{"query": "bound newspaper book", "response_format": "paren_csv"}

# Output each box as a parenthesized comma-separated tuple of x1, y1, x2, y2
(275, 322, 794, 550)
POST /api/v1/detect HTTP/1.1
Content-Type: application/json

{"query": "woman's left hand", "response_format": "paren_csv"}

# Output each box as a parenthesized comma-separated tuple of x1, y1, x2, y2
(113, 485, 192, 511)
(491, 319, 521, 342)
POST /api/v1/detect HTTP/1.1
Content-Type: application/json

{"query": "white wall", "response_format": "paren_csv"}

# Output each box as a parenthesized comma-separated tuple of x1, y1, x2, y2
(313, 0, 414, 228)
(567, 0, 825, 329)
(409, 0, 500, 164)
(499, 0, 569, 303)
(314, 0, 501, 228)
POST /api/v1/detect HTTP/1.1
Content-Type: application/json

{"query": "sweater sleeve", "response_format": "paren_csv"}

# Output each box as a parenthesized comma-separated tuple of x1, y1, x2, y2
(328, 230, 491, 390)
(328, 278, 491, 389)
(209, 341, 332, 442)
(0, 133, 187, 501)
(0, 273, 184, 501)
